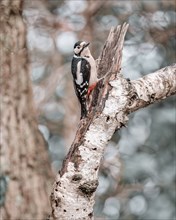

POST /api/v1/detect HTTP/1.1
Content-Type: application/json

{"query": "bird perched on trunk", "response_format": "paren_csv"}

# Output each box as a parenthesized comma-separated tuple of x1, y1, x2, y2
(71, 41, 97, 119)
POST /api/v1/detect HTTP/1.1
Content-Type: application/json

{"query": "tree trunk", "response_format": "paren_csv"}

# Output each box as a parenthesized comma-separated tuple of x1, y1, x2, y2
(49, 24, 176, 219)
(0, 0, 53, 219)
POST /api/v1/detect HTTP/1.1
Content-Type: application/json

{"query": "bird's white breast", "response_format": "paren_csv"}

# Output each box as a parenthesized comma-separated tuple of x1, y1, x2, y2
(84, 55, 97, 86)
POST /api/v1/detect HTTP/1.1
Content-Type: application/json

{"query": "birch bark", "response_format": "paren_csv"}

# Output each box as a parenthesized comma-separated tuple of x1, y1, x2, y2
(50, 24, 176, 219)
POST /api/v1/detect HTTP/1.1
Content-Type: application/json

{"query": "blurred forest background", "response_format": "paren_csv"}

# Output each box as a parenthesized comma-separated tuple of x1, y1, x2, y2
(23, 0, 175, 219)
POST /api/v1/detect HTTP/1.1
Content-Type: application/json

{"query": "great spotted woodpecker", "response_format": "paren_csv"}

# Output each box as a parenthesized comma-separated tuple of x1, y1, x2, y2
(71, 41, 97, 119)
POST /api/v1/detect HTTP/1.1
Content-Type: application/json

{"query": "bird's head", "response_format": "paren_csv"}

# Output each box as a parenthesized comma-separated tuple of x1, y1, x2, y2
(73, 41, 90, 57)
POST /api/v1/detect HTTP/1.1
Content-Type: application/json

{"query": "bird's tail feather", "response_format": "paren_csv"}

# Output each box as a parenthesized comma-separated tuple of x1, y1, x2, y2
(80, 101, 87, 119)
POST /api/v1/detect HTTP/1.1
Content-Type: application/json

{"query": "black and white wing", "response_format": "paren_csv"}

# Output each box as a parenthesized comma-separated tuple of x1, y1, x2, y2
(71, 57, 91, 118)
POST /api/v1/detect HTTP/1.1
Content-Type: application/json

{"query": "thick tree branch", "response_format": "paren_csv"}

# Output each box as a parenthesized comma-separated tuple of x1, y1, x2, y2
(128, 65, 176, 112)
(50, 23, 176, 220)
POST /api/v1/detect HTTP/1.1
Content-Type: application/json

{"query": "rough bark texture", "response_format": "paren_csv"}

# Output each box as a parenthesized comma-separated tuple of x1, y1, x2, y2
(128, 65, 176, 112)
(0, 0, 53, 219)
(50, 23, 176, 220)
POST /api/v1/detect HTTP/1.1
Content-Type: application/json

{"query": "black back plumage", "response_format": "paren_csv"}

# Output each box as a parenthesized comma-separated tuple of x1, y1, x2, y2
(71, 57, 91, 118)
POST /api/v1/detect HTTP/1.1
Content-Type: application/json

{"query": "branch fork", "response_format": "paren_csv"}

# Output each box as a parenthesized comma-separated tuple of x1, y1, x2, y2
(50, 23, 176, 219)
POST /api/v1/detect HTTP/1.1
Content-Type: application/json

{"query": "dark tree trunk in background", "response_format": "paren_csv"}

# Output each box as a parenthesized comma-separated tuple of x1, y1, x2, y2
(0, 0, 53, 219)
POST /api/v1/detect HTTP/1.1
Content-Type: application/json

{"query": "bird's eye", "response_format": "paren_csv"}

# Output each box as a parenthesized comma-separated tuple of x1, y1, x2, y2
(77, 46, 80, 49)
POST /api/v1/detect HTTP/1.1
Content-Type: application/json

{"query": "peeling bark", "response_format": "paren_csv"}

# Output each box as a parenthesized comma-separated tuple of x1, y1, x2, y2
(0, 0, 53, 219)
(50, 23, 176, 219)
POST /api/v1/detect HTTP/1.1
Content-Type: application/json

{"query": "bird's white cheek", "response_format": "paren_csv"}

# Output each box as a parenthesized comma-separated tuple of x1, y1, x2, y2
(74, 48, 80, 54)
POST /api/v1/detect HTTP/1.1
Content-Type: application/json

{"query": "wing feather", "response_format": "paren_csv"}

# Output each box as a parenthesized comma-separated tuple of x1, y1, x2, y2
(71, 57, 91, 118)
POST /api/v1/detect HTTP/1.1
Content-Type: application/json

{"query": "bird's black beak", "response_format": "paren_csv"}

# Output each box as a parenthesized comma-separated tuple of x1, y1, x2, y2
(84, 42, 90, 48)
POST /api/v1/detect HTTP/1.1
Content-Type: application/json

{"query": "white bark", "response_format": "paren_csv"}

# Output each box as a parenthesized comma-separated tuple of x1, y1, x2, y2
(128, 65, 176, 112)
(50, 23, 176, 220)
